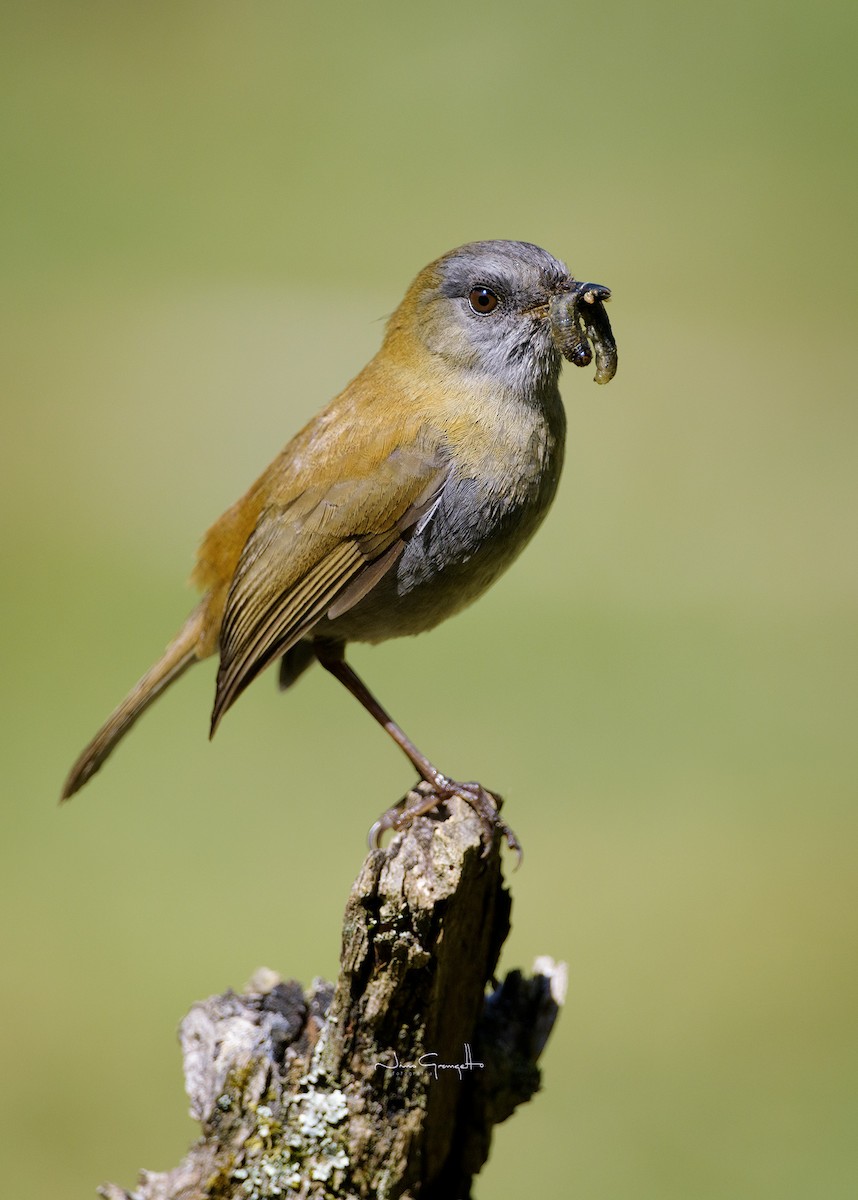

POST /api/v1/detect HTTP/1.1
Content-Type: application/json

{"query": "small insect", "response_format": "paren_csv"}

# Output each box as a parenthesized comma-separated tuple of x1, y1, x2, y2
(549, 282, 617, 384)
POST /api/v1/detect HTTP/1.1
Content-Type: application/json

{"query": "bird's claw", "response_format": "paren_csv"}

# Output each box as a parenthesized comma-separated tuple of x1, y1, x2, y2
(368, 778, 522, 866)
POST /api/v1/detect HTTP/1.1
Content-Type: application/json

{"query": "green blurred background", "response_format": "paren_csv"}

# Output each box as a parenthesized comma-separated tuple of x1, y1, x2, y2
(2, 2, 856, 1196)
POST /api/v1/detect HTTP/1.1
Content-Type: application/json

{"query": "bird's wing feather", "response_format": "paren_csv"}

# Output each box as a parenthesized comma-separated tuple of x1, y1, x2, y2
(211, 446, 448, 731)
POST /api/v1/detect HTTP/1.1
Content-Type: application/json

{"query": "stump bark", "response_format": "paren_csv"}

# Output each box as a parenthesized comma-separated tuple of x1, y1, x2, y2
(99, 796, 566, 1200)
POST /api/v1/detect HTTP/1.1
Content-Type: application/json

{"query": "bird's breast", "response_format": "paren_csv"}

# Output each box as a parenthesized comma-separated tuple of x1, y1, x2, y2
(328, 380, 566, 643)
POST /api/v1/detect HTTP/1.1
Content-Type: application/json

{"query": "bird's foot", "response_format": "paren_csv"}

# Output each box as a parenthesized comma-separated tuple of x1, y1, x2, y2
(368, 777, 522, 865)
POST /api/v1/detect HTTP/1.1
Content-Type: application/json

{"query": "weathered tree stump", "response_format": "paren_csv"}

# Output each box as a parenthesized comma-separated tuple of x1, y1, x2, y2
(99, 796, 566, 1200)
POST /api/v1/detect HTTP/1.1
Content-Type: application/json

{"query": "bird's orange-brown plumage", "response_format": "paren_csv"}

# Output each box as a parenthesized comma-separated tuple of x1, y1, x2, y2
(61, 243, 616, 807)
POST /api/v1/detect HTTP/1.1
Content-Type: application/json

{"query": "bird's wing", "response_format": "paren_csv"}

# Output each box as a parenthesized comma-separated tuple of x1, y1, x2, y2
(210, 444, 448, 732)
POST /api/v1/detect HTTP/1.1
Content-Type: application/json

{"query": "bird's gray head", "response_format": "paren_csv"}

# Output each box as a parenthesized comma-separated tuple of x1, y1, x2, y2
(389, 240, 617, 393)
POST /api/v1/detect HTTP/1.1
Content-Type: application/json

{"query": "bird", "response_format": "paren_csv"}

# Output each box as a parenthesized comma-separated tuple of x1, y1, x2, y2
(61, 240, 617, 849)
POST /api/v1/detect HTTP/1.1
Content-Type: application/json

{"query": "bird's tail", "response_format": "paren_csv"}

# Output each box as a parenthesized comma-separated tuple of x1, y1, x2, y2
(60, 602, 207, 801)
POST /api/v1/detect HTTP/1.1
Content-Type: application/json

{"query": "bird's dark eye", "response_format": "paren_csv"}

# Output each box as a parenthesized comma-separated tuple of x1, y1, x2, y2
(468, 286, 500, 314)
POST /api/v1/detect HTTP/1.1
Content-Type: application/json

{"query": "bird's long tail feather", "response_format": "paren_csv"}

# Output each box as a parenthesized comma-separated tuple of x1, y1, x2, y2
(60, 603, 207, 801)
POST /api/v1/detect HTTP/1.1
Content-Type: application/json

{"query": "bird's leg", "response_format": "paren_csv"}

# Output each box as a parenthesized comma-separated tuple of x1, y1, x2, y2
(314, 641, 444, 786)
(314, 640, 521, 859)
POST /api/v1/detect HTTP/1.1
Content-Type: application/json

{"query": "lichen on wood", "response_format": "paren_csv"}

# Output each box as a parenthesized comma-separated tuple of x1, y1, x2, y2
(99, 796, 566, 1200)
